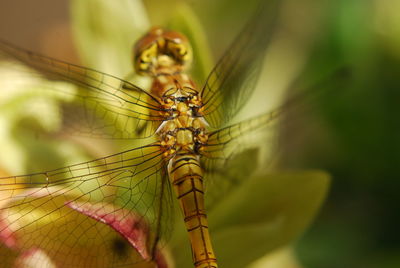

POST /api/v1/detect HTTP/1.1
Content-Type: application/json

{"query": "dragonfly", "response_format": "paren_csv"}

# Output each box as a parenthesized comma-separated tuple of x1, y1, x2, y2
(0, 1, 342, 267)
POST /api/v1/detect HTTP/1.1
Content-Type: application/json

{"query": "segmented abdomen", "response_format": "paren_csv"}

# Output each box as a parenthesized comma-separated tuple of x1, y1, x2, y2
(168, 153, 218, 268)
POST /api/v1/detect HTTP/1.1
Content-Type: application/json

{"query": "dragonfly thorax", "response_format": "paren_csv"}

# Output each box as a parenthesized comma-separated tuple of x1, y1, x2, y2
(159, 98, 208, 157)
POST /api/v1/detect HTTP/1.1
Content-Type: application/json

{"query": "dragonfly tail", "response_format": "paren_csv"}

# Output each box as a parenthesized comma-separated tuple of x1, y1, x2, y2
(169, 153, 218, 268)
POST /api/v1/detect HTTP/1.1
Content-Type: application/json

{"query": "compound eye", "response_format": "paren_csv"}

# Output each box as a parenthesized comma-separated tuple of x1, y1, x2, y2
(166, 41, 192, 66)
(142, 43, 158, 61)
(135, 43, 158, 74)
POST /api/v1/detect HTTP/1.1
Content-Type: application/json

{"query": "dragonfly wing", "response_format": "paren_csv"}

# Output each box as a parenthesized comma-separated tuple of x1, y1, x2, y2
(200, 0, 279, 127)
(202, 115, 279, 209)
(0, 143, 173, 267)
(202, 108, 280, 180)
(0, 40, 164, 139)
(202, 67, 350, 207)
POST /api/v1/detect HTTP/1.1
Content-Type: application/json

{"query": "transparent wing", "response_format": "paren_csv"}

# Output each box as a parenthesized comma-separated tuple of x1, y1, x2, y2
(200, 0, 279, 127)
(0, 40, 164, 139)
(201, 67, 350, 207)
(0, 143, 174, 267)
(202, 107, 280, 174)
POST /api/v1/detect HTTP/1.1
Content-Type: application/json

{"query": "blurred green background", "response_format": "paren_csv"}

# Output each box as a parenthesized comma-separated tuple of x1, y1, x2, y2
(0, 0, 399, 267)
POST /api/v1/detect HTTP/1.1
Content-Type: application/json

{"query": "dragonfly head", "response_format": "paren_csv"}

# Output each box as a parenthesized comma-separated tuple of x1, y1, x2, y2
(134, 27, 192, 76)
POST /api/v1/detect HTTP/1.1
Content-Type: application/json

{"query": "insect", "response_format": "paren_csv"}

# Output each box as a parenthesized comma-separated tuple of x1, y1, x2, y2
(0, 1, 337, 267)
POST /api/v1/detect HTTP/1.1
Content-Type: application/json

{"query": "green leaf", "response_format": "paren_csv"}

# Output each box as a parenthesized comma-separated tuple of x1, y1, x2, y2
(0, 62, 88, 174)
(172, 170, 330, 267)
(205, 148, 260, 209)
(70, 0, 150, 77)
(248, 247, 302, 268)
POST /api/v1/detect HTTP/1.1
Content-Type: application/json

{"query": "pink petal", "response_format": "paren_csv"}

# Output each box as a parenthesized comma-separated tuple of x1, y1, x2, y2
(1, 187, 171, 267)
(66, 201, 150, 260)
(0, 186, 69, 250)
(155, 248, 169, 268)
(0, 213, 18, 249)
